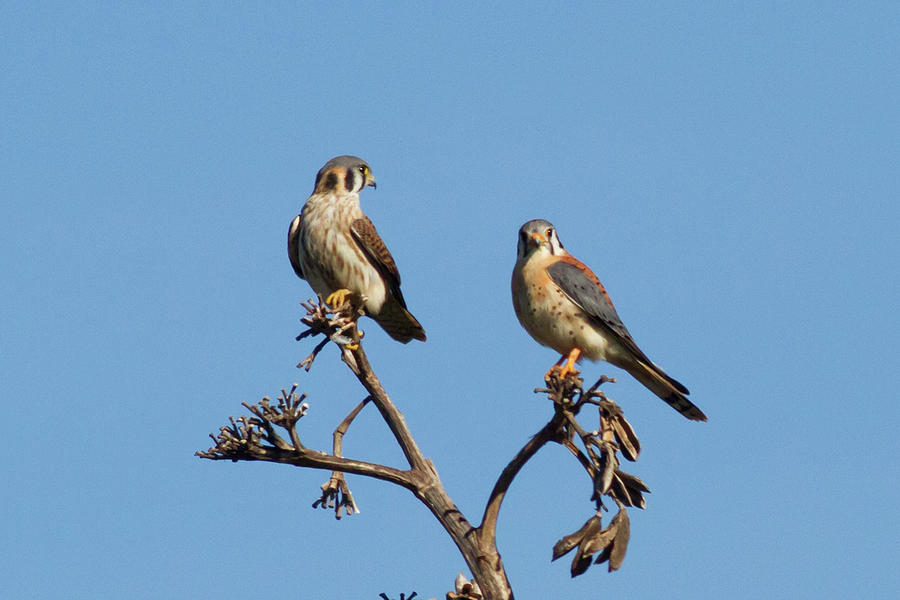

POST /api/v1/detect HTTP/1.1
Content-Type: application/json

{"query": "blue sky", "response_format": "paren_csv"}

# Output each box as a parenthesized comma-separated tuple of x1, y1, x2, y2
(2, 2, 898, 598)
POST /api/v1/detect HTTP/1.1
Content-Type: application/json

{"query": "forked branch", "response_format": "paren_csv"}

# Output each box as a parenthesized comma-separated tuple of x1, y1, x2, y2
(198, 298, 652, 598)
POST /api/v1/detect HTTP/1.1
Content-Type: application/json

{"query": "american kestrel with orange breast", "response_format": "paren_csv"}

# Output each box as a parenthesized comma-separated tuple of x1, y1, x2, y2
(511, 219, 706, 421)
(288, 155, 426, 343)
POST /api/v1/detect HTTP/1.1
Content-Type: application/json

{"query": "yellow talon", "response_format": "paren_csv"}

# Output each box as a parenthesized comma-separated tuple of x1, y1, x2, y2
(325, 289, 352, 308)
(344, 342, 359, 351)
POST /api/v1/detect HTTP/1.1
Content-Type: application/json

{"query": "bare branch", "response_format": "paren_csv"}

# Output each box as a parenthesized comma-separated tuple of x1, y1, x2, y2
(197, 386, 415, 490)
(199, 298, 511, 596)
(198, 297, 666, 596)
(312, 396, 372, 519)
(295, 298, 429, 471)
(334, 396, 372, 458)
(478, 411, 566, 544)
(480, 371, 587, 542)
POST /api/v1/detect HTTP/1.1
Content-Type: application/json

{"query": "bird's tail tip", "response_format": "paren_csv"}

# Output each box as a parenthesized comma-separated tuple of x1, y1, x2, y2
(628, 360, 707, 422)
(375, 302, 427, 343)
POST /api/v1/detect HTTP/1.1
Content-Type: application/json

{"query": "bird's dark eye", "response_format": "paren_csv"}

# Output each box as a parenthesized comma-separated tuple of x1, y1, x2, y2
(359, 166, 368, 174)
(546, 228, 553, 238)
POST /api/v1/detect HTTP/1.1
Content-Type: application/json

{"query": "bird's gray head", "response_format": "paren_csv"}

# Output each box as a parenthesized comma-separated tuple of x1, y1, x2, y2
(517, 219, 566, 259)
(313, 155, 376, 194)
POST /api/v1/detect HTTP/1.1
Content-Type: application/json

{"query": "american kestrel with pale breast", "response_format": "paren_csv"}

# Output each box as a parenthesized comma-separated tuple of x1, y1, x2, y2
(511, 219, 706, 421)
(288, 155, 426, 343)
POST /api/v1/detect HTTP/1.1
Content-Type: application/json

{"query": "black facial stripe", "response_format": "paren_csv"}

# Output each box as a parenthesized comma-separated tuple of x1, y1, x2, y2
(324, 171, 339, 190)
(344, 167, 356, 191)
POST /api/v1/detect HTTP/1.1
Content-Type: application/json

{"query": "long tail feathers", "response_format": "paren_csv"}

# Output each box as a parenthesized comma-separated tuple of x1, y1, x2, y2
(373, 297, 426, 343)
(624, 359, 707, 422)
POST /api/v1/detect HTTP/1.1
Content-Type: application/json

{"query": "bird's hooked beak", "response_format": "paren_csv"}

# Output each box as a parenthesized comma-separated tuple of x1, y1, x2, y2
(530, 232, 547, 246)
(365, 173, 377, 189)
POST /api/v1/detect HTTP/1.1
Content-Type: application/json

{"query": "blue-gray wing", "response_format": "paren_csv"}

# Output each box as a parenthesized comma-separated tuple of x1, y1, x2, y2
(549, 259, 697, 416)
(547, 260, 647, 359)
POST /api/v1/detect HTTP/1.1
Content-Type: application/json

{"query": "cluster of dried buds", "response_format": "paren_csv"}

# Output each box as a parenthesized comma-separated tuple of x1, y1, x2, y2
(539, 371, 647, 575)
(446, 573, 482, 599)
(196, 414, 263, 460)
(197, 385, 310, 460)
(313, 472, 359, 519)
(296, 298, 363, 372)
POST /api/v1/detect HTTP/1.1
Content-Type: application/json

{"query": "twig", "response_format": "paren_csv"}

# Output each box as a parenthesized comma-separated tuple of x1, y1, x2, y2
(478, 412, 567, 544)
(312, 396, 371, 519)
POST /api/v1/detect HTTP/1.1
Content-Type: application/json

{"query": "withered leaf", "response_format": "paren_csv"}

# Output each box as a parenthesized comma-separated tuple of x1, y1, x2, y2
(580, 523, 618, 556)
(611, 416, 641, 461)
(570, 550, 594, 577)
(569, 515, 605, 577)
(597, 442, 619, 497)
(618, 470, 650, 493)
(552, 514, 603, 561)
(609, 470, 650, 508)
(594, 507, 630, 571)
